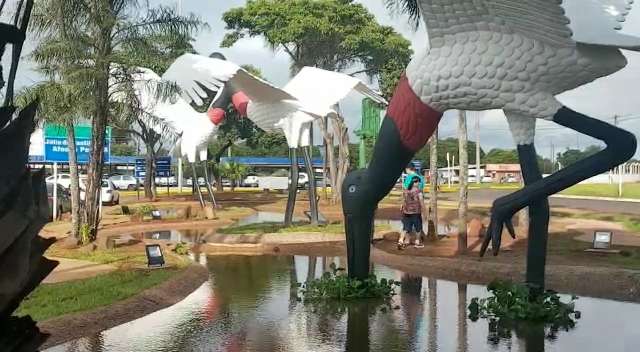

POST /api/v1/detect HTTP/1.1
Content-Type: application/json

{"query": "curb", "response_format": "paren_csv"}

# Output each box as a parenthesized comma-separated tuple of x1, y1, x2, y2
(551, 194, 640, 203)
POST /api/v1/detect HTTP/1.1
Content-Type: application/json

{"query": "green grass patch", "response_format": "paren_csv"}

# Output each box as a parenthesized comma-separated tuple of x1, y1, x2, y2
(548, 232, 640, 270)
(16, 269, 180, 321)
(218, 222, 390, 235)
(550, 210, 640, 233)
(560, 183, 640, 199)
(47, 247, 148, 266)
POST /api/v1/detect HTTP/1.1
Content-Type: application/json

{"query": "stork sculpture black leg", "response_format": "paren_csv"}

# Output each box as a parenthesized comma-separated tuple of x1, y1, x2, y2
(517, 143, 550, 290)
(284, 148, 299, 227)
(481, 107, 637, 289)
(342, 75, 442, 279)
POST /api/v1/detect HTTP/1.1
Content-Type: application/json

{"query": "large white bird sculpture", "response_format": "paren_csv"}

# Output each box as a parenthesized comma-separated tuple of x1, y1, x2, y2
(162, 53, 387, 225)
(342, 0, 639, 285)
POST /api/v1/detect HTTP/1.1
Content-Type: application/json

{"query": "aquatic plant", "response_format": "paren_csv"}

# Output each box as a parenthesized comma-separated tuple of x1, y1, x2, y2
(136, 204, 155, 217)
(297, 263, 399, 301)
(468, 280, 580, 341)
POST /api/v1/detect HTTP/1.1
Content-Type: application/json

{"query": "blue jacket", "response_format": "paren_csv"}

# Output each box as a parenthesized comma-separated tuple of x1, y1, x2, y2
(403, 172, 424, 190)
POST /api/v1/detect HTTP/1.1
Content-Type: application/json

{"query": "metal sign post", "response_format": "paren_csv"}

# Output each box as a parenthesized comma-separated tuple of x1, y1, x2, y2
(52, 162, 58, 220)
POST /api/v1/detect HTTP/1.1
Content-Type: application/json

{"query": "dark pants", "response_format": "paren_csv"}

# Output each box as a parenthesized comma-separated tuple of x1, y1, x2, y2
(402, 213, 423, 233)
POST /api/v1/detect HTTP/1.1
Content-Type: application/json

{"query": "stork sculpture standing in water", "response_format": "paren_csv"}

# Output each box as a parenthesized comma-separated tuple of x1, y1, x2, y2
(343, 0, 638, 288)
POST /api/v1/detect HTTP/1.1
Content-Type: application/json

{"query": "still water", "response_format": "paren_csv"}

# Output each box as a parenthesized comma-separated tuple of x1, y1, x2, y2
(46, 255, 640, 352)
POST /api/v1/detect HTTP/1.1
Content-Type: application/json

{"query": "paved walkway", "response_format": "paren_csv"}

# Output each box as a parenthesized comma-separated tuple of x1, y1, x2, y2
(43, 257, 117, 284)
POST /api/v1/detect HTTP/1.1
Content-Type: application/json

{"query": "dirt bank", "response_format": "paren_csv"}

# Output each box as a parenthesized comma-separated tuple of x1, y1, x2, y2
(39, 263, 209, 349)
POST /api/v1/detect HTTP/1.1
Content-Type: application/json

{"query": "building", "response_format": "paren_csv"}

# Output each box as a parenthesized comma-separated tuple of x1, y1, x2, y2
(485, 164, 522, 182)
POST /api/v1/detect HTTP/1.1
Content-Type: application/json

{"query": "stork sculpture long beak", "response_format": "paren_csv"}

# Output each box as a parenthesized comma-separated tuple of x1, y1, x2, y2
(207, 85, 250, 125)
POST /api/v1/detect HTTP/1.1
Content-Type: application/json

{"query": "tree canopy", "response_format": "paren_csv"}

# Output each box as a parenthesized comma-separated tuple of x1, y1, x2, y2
(556, 145, 604, 168)
(221, 0, 412, 98)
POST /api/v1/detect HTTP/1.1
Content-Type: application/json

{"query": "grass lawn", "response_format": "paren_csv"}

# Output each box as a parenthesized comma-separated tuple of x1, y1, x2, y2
(46, 244, 190, 269)
(218, 222, 391, 235)
(560, 183, 640, 199)
(16, 268, 180, 321)
(549, 232, 640, 270)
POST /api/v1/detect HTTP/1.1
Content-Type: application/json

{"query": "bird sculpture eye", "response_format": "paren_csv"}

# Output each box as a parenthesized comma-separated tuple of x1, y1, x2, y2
(348, 185, 357, 193)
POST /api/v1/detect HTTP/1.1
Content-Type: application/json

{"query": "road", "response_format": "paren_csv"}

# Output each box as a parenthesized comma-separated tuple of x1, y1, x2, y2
(441, 189, 640, 215)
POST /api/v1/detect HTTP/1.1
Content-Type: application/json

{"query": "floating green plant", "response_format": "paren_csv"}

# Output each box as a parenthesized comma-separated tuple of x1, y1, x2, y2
(297, 263, 399, 301)
(469, 280, 580, 342)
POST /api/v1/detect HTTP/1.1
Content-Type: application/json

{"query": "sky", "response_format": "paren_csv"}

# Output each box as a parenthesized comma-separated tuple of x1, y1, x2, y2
(10, 0, 640, 159)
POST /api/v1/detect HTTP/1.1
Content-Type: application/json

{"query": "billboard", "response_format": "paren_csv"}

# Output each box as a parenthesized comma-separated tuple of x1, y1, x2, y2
(44, 124, 111, 163)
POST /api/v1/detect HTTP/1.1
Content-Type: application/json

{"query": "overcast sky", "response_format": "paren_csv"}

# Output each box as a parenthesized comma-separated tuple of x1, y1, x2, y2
(12, 0, 640, 159)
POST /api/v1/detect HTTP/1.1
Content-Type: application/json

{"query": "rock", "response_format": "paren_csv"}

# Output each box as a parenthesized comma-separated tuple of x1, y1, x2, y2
(204, 205, 216, 220)
(383, 232, 400, 242)
(468, 218, 485, 238)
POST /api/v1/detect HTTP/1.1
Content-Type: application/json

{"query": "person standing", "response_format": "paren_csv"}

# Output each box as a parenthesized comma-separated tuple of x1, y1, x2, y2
(398, 176, 426, 249)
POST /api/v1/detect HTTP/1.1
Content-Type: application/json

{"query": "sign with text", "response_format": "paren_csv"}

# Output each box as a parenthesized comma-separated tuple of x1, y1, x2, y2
(134, 156, 172, 178)
(44, 124, 111, 163)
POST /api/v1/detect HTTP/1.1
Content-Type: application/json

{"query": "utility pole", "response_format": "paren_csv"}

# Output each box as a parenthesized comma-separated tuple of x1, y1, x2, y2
(475, 113, 481, 184)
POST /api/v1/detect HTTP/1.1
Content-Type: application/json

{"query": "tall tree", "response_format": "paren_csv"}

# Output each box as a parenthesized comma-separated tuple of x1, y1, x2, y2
(30, 0, 202, 239)
(17, 80, 88, 243)
(221, 0, 412, 204)
(427, 130, 438, 241)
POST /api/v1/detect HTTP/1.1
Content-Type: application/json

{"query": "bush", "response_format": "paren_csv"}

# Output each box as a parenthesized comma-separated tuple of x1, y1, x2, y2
(468, 280, 580, 340)
(297, 263, 399, 301)
(172, 242, 189, 255)
(135, 204, 154, 217)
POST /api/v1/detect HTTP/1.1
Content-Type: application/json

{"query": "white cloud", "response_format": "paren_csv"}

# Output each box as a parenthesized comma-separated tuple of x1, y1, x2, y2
(10, 0, 640, 159)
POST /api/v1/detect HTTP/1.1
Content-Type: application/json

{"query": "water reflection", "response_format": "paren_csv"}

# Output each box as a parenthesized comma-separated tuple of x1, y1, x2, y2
(47, 255, 640, 352)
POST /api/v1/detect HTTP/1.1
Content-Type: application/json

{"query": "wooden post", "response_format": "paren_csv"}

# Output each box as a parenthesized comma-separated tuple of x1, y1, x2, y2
(457, 111, 468, 253)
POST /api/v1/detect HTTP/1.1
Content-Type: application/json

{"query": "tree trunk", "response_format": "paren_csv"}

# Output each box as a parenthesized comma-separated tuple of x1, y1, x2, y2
(427, 129, 439, 241)
(83, 71, 109, 240)
(318, 116, 338, 204)
(457, 111, 468, 254)
(332, 117, 350, 205)
(65, 121, 82, 241)
(144, 147, 156, 201)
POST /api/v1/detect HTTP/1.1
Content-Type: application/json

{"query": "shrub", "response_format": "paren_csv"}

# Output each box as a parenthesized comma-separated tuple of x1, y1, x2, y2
(172, 242, 189, 255)
(135, 204, 154, 217)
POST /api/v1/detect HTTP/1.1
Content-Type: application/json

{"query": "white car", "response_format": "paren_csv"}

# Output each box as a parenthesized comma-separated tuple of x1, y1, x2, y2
(46, 173, 72, 189)
(506, 176, 519, 183)
(481, 176, 494, 183)
(109, 175, 139, 190)
(80, 179, 120, 205)
(289, 172, 309, 188)
(243, 175, 259, 187)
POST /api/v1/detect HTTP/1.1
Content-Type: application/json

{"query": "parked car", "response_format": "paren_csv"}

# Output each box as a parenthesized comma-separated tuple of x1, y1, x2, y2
(79, 179, 120, 205)
(109, 175, 139, 190)
(101, 179, 120, 205)
(481, 176, 494, 183)
(46, 182, 71, 220)
(186, 177, 206, 186)
(243, 175, 259, 187)
(505, 176, 518, 183)
(46, 173, 72, 189)
(288, 172, 309, 189)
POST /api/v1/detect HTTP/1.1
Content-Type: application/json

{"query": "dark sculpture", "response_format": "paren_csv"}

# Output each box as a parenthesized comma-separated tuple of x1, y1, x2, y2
(0, 0, 59, 350)
(343, 0, 638, 290)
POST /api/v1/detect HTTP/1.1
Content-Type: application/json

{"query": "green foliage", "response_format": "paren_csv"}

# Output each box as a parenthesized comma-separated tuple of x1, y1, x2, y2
(220, 161, 249, 188)
(135, 204, 154, 217)
(556, 145, 603, 168)
(298, 263, 399, 301)
(483, 148, 520, 164)
(17, 269, 179, 321)
(411, 138, 485, 168)
(111, 143, 137, 156)
(79, 224, 92, 245)
(172, 242, 189, 255)
(222, 0, 411, 91)
(468, 280, 580, 332)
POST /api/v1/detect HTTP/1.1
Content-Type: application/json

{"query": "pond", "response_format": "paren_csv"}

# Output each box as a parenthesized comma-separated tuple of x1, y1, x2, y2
(45, 255, 640, 352)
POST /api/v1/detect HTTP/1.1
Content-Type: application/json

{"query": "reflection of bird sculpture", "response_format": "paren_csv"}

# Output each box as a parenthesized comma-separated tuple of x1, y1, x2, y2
(344, 0, 639, 286)
(163, 53, 386, 225)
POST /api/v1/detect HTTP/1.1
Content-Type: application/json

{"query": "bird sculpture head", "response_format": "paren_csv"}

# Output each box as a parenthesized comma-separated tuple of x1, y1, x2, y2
(206, 52, 249, 125)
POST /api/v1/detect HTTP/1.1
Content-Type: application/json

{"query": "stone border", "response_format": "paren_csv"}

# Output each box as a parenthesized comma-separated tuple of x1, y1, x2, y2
(372, 247, 640, 303)
(551, 194, 640, 203)
(38, 263, 209, 349)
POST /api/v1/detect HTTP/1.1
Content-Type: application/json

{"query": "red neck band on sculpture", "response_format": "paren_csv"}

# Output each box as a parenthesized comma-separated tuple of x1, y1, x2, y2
(387, 74, 443, 152)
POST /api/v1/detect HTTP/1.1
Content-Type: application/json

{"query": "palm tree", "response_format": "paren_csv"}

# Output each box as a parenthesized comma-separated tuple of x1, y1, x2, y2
(17, 80, 88, 243)
(30, 0, 202, 238)
(220, 161, 248, 191)
(427, 130, 438, 241)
